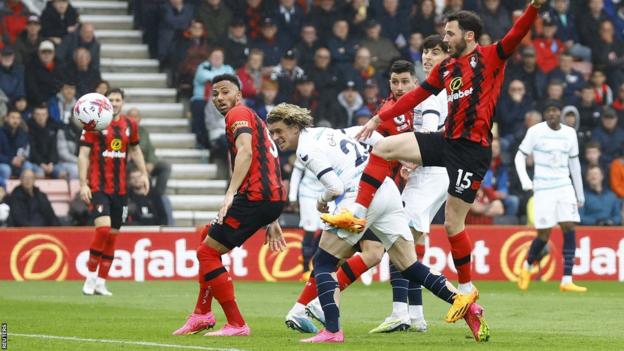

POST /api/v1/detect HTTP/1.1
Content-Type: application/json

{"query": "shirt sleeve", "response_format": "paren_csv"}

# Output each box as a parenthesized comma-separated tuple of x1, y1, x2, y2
(227, 106, 254, 140)
(569, 129, 579, 158)
(496, 4, 539, 60)
(420, 95, 444, 132)
(79, 130, 96, 147)
(129, 118, 140, 145)
(518, 127, 535, 155)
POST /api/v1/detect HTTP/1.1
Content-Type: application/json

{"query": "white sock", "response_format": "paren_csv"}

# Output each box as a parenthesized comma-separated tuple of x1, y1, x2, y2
(391, 302, 408, 317)
(458, 282, 473, 294)
(96, 277, 106, 286)
(561, 275, 572, 285)
(524, 261, 532, 270)
(292, 302, 306, 314)
(353, 204, 367, 218)
(409, 305, 424, 320)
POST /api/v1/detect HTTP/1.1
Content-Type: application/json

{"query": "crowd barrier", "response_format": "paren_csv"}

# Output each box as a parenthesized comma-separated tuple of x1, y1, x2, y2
(2, 226, 623, 282)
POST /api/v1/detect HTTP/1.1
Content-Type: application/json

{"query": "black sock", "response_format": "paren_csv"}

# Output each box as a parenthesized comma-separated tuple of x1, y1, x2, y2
(408, 280, 423, 307)
(400, 261, 455, 304)
(390, 263, 408, 303)
(302, 230, 315, 272)
(562, 230, 576, 276)
(314, 249, 340, 333)
(526, 237, 548, 265)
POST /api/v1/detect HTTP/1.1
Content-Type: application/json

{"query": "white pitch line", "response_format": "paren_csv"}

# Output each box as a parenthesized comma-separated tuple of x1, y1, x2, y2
(11, 333, 243, 351)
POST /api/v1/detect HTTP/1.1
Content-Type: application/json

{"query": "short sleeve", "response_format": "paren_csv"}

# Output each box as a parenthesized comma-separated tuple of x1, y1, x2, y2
(296, 138, 333, 180)
(129, 118, 140, 145)
(80, 129, 96, 147)
(227, 106, 254, 140)
(518, 127, 535, 155)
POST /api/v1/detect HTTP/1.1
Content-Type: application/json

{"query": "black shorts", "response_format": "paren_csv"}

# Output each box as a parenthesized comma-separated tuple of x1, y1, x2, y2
(209, 195, 285, 250)
(415, 132, 491, 203)
(353, 229, 381, 252)
(90, 192, 128, 229)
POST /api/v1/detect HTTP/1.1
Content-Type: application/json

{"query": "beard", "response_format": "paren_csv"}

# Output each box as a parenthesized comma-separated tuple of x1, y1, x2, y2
(450, 38, 467, 58)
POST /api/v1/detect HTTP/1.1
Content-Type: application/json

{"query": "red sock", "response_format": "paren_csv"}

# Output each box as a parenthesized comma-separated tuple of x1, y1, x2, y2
(448, 230, 473, 284)
(197, 244, 245, 327)
(194, 287, 213, 314)
(87, 226, 110, 272)
(336, 255, 369, 290)
(355, 153, 390, 209)
(97, 232, 118, 279)
(416, 244, 426, 260)
(296, 276, 317, 305)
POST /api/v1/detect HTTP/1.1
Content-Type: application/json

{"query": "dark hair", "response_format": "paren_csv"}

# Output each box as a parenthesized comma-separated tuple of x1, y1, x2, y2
(108, 87, 125, 100)
(422, 34, 449, 52)
(6, 108, 20, 116)
(212, 73, 241, 90)
(446, 11, 483, 40)
(390, 60, 415, 76)
(585, 141, 601, 150)
(33, 103, 47, 111)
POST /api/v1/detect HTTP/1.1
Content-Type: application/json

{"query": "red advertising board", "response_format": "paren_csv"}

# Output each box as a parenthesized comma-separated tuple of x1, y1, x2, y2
(1, 226, 623, 282)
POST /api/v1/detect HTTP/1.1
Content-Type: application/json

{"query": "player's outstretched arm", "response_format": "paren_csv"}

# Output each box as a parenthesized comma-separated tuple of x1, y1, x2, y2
(78, 145, 92, 203)
(498, 1, 543, 58)
(218, 133, 253, 224)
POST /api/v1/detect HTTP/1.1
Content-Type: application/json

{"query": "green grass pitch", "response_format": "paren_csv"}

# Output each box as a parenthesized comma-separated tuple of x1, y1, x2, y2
(1, 280, 623, 350)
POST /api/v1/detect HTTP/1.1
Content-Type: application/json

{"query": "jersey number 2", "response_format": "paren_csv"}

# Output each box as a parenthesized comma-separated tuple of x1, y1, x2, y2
(340, 139, 368, 167)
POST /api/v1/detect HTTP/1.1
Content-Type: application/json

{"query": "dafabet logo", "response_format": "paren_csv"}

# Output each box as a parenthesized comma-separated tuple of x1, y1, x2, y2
(10, 234, 69, 281)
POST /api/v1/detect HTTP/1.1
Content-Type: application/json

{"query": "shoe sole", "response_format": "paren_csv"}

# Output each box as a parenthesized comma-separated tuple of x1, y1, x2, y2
(173, 323, 215, 336)
(369, 323, 410, 334)
(305, 308, 326, 327)
(285, 320, 317, 334)
(476, 317, 490, 342)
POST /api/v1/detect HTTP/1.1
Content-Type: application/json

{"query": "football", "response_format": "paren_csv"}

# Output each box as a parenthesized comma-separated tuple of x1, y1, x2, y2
(73, 93, 114, 131)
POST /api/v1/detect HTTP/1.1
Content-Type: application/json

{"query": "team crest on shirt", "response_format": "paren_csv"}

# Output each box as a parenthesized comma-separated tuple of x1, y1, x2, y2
(470, 56, 477, 69)
(97, 205, 103, 213)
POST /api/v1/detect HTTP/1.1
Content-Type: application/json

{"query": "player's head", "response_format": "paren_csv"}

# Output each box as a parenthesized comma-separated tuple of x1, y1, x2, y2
(542, 100, 562, 130)
(389, 60, 416, 98)
(422, 34, 449, 75)
(444, 11, 482, 58)
(107, 88, 125, 118)
(211, 74, 242, 115)
(266, 103, 313, 151)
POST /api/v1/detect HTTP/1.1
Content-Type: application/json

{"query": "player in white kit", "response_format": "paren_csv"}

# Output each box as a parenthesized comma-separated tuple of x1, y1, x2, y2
(267, 103, 489, 343)
(514, 100, 587, 293)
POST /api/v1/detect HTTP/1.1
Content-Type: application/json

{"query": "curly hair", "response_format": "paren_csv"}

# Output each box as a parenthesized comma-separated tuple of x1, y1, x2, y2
(266, 103, 314, 129)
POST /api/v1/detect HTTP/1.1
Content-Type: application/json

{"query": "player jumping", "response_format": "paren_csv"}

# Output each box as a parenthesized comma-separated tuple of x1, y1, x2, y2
(268, 103, 490, 343)
(80, 88, 150, 296)
(322, 0, 547, 298)
(172, 74, 287, 336)
(514, 100, 587, 293)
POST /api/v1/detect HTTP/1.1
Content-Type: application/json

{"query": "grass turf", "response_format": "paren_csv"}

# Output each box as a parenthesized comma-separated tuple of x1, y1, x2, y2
(1, 280, 623, 350)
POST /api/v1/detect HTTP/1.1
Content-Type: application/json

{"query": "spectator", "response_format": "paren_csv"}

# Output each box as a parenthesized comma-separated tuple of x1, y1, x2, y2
(362, 79, 382, 113)
(533, 17, 565, 74)
(361, 19, 400, 74)
(340, 0, 369, 39)
(7, 168, 60, 226)
(236, 48, 264, 99)
(561, 105, 587, 145)
(578, 0, 610, 48)
(56, 22, 100, 69)
(591, 20, 624, 90)
(580, 165, 622, 225)
(27, 104, 64, 179)
(141, 0, 168, 58)
(2, 0, 28, 45)
(158, 0, 194, 67)
(191, 47, 234, 147)
(127, 108, 171, 196)
(203, 100, 227, 179)
(479, 0, 511, 41)
(248, 79, 279, 120)
(0, 109, 32, 178)
(0, 46, 26, 102)
(63, 48, 101, 97)
(56, 111, 81, 180)
(614, 82, 624, 122)
(548, 51, 586, 101)
(326, 19, 359, 71)
(581, 141, 607, 176)
(291, 75, 320, 119)
(251, 17, 286, 68)
(538, 80, 567, 110)
(496, 79, 532, 148)
(126, 168, 168, 225)
(590, 69, 614, 106)
(376, 0, 410, 46)
(591, 107, 624, 165)
(507, 110, 542, 159)
(0, 91, 7, 121)
(270, 49, 305, 103)
(40, 0, 79, 45)
(306, 47, 340, 105)
(340, 47, 384, 94)
(173, 20, 212, 96)
(412, 0, 437, 38)
(47, 79, 76, 125)
(353, 106, 372, 126)
(217, 17, 248, 70)
(26, 40, 64, 105)
(548, 0, 591, 61)
(482, 139, 519, 218)
(576, 84, 602, 132)
(333, 80, 363, 128)
(401, 32, 425, 82)
(0, 185, 9, 227)
(466, 188, 505, 225)
(507, 46, 547, 102)
(12, 96, 31, 121)
(94, 80, 110, 96)
(275, 0, 305, 50)
(294, 24, 321, 71)
(195, 0, 232, 43)
(307, 0, 342, 43)
(13, 15, 43, 65)
(610, 151, 624, 198)
(235, 0, 267, 41)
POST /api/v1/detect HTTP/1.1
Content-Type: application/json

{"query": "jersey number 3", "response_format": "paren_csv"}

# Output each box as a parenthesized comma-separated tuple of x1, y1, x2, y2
(340, 139, 368, 167)
(266, 128, 279, 158)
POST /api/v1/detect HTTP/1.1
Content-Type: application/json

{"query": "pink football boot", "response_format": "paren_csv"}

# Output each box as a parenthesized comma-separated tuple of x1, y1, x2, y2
(464, 303, 490, 342)
(172, 313, 216, 335)
(204, 324, 250, 337)
(300, 329, 344, 343)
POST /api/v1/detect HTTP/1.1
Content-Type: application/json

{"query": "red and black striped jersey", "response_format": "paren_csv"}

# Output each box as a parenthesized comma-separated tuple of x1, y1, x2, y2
(80, 115, 139, 195)
(379, 5, 539, 148)
(376, 95, 414, 190)
(225, 104, 285, 202)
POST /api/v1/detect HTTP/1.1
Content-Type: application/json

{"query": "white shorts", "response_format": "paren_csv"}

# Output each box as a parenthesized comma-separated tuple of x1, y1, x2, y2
(533, 184, 580, 229)
(299, 195, 323, 232)
(328, 178, 412, 250)
(402, 167, 448, 233)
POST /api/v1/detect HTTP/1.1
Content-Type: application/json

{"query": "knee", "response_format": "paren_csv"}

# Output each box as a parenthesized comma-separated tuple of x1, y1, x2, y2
(314, 249, 339, 271)
(372, 140, 391, 159)
(444, 219, 461, 236)
(360, 246, 384, 267)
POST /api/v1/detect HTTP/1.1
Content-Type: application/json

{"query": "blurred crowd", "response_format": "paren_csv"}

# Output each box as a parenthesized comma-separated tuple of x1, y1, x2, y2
(1, 0, 623, 227)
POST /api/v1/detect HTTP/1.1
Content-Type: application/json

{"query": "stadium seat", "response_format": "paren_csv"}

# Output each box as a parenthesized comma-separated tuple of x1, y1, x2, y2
(51, 202, 70, 217)
(35, 180, 71, 202)
(69, 179, 81, 198)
